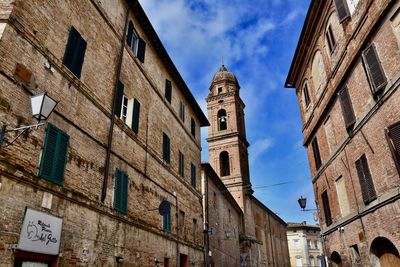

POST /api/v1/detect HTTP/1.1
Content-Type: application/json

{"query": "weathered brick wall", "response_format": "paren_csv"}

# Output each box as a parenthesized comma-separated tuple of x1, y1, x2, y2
(290, 0, 400, 266)
(0, 0, 205, 266)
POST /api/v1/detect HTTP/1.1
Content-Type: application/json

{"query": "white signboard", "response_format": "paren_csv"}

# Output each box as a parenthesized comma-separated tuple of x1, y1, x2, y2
(17, 208, 63, 255)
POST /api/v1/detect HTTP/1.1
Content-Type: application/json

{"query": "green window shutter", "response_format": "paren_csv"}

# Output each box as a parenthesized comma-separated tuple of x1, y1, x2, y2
(132, 99, 140, 134)
(121, 172, 128, 212)
(362, 44, 387, 95)
(165, 80, 172, 103)
(62, 26, 86, 79)
(127, 21, 134, 46)
(114, 81, 124, 117)
(114, 169, 128, 213)
(191, 118, 196, 137)
(191, 163, 196, 188)
(178, 151, 184, 177)
(39, 123, 69, 185)
(163, 211, 171, 232)
(163, 132, 170, 164)
(137, 37, 146, 63)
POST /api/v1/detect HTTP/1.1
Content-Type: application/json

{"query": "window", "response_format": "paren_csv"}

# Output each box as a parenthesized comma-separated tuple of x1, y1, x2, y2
(217, 109, 227, 131)
(131, 99, 140, 134)
(386, 121, 400, 173)
(219, 151, 230, 176)
(127, 21, 146, 63)
(165, 79, 172, 103)
(338, 86, 356, 130)
(321, 191, 332, 226)
(311, 137, 322, 170)
(294, 239, 300, 249)
(179, 101, 185, 122)
(114, 169, 128, 213)
(191, 118, 196, 138)
(346, 0, 360, 15)
(178, 151, 184, 177)
(326, 24, 336, 54)
(192, 219, 197, 243)
(307, 239, 311, 249)
(310, 256, 315, 267)
(333, 0, 355, 22)
(190, 163, 196, 188)
(63, 26, 87, 78)
(355, 154, 376, 204)
(217, 87, 223, 94)
(295, 256, 302, 267)
(314, 240, 319, 249)
(362, 44, 387, 95)
(39, 123, 69, 185)
(163, 209, 171, 233)
(179, 210, 185, 237)
(303, 81, 311, 108)
(120, 95, 129, 123)
(163, 132, 170, 164)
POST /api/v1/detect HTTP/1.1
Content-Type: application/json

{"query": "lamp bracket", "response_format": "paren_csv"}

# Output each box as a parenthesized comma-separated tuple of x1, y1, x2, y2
(0, 122, 45, 148)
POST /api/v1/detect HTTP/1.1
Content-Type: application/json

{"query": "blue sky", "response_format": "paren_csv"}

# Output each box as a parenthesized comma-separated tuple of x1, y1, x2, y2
(139, 0, 318, 224)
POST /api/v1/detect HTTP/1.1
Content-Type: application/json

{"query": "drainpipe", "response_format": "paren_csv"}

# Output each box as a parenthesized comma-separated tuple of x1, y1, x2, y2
(175, 192, 179, 267)
(202, 171, 210, 267)
(101, 6, 129, 202)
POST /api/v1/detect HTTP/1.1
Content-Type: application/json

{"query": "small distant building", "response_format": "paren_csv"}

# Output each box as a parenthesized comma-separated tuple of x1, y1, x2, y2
(286, 222, 324, 267)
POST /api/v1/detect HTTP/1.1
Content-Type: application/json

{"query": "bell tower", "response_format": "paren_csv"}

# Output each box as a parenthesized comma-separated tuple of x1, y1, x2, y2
(206, 65, 252, 210)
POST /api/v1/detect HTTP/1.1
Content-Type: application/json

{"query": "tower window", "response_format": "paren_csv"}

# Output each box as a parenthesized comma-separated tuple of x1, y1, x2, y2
(217, 109, 227, 131)
(219, 151, 230, 176)
(217, 87, 223, 94)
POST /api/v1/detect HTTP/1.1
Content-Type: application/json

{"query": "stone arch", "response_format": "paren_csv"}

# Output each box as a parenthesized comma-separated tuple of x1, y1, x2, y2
(311, 50, 327, 94)
(370, 236, 400, 267)
(219, 151, 230, 176)
(330, 251, 343, 267)
(217, 109, 227, 131)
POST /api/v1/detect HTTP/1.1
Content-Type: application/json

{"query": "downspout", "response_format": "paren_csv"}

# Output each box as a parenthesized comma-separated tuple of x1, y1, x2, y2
(101, 7, 129, 202)
(202, 171, 210, 266)
(175, 193, 179, 267)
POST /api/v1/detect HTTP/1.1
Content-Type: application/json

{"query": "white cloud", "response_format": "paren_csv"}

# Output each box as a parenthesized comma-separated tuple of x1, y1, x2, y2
(249, 137, 274, 164)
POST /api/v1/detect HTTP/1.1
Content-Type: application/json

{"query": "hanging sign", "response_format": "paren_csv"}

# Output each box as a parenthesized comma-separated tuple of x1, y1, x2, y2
(17, 208, 63, 255)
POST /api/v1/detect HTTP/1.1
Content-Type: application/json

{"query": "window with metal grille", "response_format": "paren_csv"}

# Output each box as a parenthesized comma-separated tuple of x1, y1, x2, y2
(39, 124, 69, 185)
(355, 154, 376, 204)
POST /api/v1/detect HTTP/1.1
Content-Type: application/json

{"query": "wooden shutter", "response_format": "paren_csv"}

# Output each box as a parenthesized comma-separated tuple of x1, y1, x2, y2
(39, 123, 69, 185)
(326, 25, 336, 53)
(114, 81, 124, 117)
(179, 102, 185, 122)
(191, 163, 196, 188)
(179, 151, 184, 176)
(333, 0, 350, 22)
(191, 118, 196, 137)
(163, 211, 171, 232)
(165, 79, 172, 103)
(303, 83, 311, 107)
(114, 169, 128, 213)
(62, 26, 86, 78)
(127, 21, 134, 47)
(362, 44, 387, 94)
(387, 122, 400, 171)
(163, 132, 170, 163)
(132, 98, 140, 134)
(321, 191, 332, 226)
(338, 86, 356, 129)
(355, 154, 376, 204)
(311, 137, 322, 170)
(137, 37, 146, 63)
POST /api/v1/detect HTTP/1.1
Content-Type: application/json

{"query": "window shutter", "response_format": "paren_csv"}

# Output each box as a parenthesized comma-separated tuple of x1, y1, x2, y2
(387, 122, 400, 166)
(132, 99, 140, 134)
(137, 37, 146, 63)
(191, 118, 196, 137)
(355, 154, 376, 204)
(191, 163, 196, 188)
(39, 124, 69, 185)
(127, 21, 134, 46)
(163, 212, 171, 232)
(326, 25, 336, 53)
(121, 172, 128, 212)
(338, 86, 356, 129)
(311, 137, 322, 170)
(163, 132, 170, 163)
(165, 80, 172, 103)
(74, 35, 87, 79)
(362, 44, 387, 94)
(114, 170, 122, 211)
(303, 83, 311, 107)
(114, 81, 124, 117)
(321, 191, 332, 226)
(63, 27, 78, 73)
(334, 0, 350, 22)
(179, 151, 184, 177)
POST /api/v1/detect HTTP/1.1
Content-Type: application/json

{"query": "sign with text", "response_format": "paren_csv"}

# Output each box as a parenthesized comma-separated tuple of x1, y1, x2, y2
(17, 208, 63, 255)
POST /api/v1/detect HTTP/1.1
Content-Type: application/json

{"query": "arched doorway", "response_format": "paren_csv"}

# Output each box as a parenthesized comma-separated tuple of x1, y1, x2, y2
(370, 237, 400, 267)
(330, 251, 343, 267)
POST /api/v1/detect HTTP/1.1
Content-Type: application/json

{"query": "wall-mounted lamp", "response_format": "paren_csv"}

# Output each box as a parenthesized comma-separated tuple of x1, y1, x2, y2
(297, 196, 318, 212)
(0, 92, 58, 148)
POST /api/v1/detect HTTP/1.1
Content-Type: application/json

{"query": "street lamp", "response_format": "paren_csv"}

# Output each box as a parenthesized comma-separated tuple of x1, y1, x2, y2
(298, 196, 318, 211)
(0, 92, 58, 147)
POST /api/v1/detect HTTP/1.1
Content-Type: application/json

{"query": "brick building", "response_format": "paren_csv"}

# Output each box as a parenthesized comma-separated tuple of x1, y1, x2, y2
(206, 65, 290, 266)
(285, 0, 400, 266)
(0, 0, 209, 266)
(286, 222, 324, 267)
